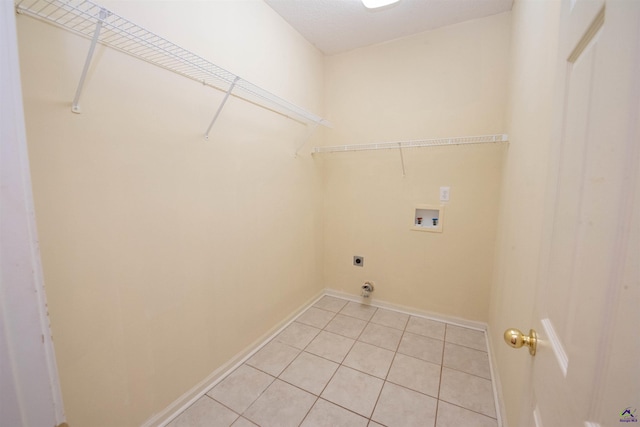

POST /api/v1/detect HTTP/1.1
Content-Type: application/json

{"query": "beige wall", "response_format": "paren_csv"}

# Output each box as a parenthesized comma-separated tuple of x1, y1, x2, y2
(17, 1, 565, 424)
(488, 1, 562, 425)
(17, 1, 325, 426)
(321, 13, 511, 321)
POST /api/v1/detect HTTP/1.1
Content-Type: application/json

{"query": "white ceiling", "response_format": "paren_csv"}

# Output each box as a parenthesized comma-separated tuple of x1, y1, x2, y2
(264, 0, 513, 55)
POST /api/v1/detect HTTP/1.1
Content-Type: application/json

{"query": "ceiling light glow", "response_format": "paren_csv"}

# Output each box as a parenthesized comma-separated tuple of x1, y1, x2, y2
(362, 0, 400, 9)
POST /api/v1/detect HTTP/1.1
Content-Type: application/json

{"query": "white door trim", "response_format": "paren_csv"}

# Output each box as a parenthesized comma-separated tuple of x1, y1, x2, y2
(0, 1, 65, 425)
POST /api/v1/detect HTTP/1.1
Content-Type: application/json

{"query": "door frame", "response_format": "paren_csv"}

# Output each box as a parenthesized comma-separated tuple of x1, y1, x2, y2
(0, 1, 65, 425)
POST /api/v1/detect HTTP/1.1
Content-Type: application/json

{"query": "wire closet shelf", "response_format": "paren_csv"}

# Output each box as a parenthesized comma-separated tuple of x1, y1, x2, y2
(15, 0, 330, 135)
(312, 134, 509, 154)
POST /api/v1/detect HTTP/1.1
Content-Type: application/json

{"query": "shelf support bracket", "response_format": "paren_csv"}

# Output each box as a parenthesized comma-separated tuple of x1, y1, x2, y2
(398, 142, 406, 177)
(71, 8, 108, 114)
(294, 120, 320, 157)
(204, 76, 240, 140)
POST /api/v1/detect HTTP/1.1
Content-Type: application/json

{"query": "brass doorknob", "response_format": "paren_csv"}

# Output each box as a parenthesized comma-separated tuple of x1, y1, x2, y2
(503, 328, 537, 356)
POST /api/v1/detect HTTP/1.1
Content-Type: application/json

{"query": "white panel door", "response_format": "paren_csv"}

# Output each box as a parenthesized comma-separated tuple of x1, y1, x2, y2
(528, 0, 640, 426)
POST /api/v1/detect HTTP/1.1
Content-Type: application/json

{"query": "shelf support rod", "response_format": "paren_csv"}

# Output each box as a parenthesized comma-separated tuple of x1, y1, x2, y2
(398, 142, 406, 177)
(204, 76, 240, 140)
(294, 121, 320, 157)
(71, 8, 108, 114)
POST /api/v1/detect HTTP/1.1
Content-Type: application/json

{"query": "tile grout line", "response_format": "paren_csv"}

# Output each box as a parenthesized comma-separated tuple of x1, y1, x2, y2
(298, 300, 375, 425)
(187, 296, 498, 426)
(274, 310, 337, 388)
(327, 297, 498, 423)
(321, 301, 382, 422)
(194, 298, 355, 425)
(439, 325, 499, 421)
(367, 311, 409, 426)
(320, 301, 497, 422)
(296, 396, 319, 426)
(436, 399, 500, 421)
(445, 340, 490, 354)
(358, 306, 383, 425)
(200, 394, 244, 425)
(433, 324, 450, 427)
(323, 290, 487, 332)
(300, 300, 365, 424)
(241, 328, 318, 426)
(160, 293, 330, 427)
(256, 338, 488, 420)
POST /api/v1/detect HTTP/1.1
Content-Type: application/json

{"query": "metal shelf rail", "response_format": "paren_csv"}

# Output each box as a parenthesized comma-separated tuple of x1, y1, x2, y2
(312, 134, 508, 154)
(312, 134, 509, 176)
(15, 0, 331, 139)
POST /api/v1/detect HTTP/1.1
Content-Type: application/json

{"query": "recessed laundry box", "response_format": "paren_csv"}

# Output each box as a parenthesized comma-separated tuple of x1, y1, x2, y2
(411, 204, 444, 233)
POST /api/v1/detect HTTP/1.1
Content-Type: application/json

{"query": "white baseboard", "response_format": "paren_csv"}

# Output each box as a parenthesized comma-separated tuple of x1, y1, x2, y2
(143, 288, 504, 427)
(486, 324, 508, 427)
(324, 288, 503, 426)
(322, 288, 488, 331)
(141, 290, 326, 427)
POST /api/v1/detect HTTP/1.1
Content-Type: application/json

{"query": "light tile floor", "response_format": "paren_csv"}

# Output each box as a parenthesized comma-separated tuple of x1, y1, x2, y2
(167, 296, 499, 427)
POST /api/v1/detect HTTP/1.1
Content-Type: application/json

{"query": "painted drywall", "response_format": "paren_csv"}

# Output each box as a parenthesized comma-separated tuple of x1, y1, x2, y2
(321, 13, 511, 321)
(16, 1, 325, 426)
(488, 1, 562, 425)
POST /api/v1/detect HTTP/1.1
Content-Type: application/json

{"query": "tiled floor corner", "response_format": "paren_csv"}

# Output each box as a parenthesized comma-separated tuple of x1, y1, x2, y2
(167, 295, 499, 427)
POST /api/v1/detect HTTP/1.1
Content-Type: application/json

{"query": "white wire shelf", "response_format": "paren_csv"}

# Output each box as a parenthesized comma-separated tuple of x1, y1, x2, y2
(15, 0, 331, 133)
(312, 134, 509, 154)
